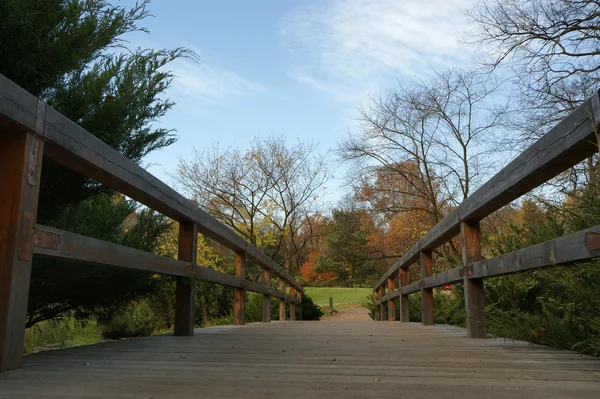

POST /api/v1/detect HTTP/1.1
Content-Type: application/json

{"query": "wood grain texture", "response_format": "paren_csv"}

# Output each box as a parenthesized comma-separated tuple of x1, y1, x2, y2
(0, 131, 43, 372)
(279, 279, 286, 321)
(261, 269, 271, 323)
(386, 277, 395, 321)
(174, 223, 198, 336)
(461, 221, 485, 338)
(420, 251, 434, 326)
(374, 291, 381, 321)
(2, 322, 600, 398)
(396, 224, 600, 299)
(234, 253, 246, 326)
(399, 269, 410, 323)
(379, 286, 387, 321)
(289, 287, 296, 321)
(31, 224, 251, 287)
(296, 291, 302, 321)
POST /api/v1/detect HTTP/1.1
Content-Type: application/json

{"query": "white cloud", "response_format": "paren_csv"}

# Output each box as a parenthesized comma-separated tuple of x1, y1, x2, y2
(280, 0, 477, 99)
(170, 58, 265, 105)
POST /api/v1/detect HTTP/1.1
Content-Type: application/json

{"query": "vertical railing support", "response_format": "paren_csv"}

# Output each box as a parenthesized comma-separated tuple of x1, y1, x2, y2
(279, 278, 286, 321)
(297, 291, 302, 320)
(461, 220, 486, 338)
(399, 269, 410, 322)
(379, 286, 387, 321)
(387, 276, 396, 321)
(374, 290, 381, 321)
(261, 268, 271, 323)
(175, 222, 198, 336)
(420, 251, 434, 325)
(290, 286, 296, 321)
(0, 126, 44, 372)
(233, 252, 246, 325)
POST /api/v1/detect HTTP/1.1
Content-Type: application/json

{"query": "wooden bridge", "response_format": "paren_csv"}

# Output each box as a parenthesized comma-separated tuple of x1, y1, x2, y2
(1, 321, 600, 398)
(1, 74, 600, 397)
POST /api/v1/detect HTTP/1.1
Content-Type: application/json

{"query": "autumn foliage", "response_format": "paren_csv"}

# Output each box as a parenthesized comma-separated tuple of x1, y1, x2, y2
(299, 252, 336, 286)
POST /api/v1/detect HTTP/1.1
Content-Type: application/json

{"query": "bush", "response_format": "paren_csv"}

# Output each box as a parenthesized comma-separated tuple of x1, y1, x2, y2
(245, 292, 264, 323)
(244, 291, 323, 322)
(366, 287, 464, 324)
(100, 299, 166, 339)
(301, 293, 323, 320)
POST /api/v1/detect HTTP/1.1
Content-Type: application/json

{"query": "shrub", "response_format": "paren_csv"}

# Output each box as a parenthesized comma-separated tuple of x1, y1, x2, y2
(301, 293, 323, 320)
(100, 299, 166, 339)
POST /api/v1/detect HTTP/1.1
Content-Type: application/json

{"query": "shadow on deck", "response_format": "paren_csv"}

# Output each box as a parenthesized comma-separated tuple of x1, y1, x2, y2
(1, 321, 599, 398)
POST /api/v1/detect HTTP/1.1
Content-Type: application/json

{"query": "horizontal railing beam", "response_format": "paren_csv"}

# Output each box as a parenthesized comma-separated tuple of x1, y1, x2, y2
(33, 224, 302, 303)
(375, 290, 399, 306)
(32, 224, 192, 277)
(380, 224, 600, 300)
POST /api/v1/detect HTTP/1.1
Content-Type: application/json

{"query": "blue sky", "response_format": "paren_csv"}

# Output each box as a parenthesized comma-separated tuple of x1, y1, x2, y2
(119, 0, 477, 202)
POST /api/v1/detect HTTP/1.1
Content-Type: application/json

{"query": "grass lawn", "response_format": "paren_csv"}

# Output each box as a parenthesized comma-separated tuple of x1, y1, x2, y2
(304, 287, 372, 307)
(23, 318, 105, 354)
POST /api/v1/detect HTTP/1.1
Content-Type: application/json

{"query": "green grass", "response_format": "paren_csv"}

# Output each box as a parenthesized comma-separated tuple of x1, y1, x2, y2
(304, 287, 371, 307)
(23, 318, 105, 354)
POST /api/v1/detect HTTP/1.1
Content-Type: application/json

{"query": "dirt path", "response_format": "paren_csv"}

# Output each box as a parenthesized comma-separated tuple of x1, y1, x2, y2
(321, 306, 372, 322)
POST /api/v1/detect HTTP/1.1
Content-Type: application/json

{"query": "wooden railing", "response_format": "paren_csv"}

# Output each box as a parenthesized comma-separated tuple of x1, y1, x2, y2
(373, 90, 600, 337)
(0, 74, 303, 372)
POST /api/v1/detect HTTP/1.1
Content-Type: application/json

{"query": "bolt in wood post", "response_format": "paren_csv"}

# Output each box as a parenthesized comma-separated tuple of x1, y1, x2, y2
(290, 286, 296, 321)
(461, 220, 486, 338)
(279, 278, 286, 321)
(233, 252, 246, 325)
(379, 286, 387, 321)
(174, 222, 198, 336)
(387, 276, 396, 321)
(261, 268, 271, 323)
(0, 125, 44, 372)
(420, 251, 434, 325)
(374, 290, 381, 321)
(399, 269, 410, 322)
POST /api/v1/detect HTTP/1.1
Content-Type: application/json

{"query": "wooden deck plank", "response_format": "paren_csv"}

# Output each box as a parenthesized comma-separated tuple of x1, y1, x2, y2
(1, 322, 599, 398)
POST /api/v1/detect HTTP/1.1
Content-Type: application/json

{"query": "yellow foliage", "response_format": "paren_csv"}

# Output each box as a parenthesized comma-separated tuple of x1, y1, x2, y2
(155, 222, 223, 271)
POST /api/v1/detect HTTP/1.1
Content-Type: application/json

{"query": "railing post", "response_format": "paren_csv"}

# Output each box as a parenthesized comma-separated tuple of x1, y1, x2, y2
(289, 286, 296, 321)
(175, 222, 198, 336)
(297, 291, 302, 320)
(261, 268, 271, 323)
(461, 220, 485, 338)
(374, 290, 381, 321)
(387, 276, 396, 321)
(233, 252, 246, 325)
(279, 278, 286, 321)
(0, 127, 44, 372)
(420, 251, 434, 325)
(399, 269, 410, 322)
(379, 286, 387, 321)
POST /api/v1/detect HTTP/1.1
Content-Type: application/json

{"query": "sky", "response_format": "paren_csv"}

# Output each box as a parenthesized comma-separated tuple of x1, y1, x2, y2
(118, 0, 478, 202)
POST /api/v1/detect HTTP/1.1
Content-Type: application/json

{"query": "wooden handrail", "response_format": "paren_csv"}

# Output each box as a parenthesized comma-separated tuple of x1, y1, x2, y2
(372, 89, 600, 337)
(0, 73, 302, 372)
(0, 74, 301, 292)
(373, 93, 599, 290)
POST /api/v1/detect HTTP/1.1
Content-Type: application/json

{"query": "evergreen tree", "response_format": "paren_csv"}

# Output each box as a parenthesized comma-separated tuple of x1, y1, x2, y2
(0, 0, 192, 325)
(316, 209, 377, 287)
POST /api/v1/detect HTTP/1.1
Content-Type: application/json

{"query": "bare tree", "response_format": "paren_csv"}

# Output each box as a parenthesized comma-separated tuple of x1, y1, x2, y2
(340, 68, 508, 262)
(468, 0, 600, 190)
(175, 136, 329, 275)
(341, 68, 507, 216)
